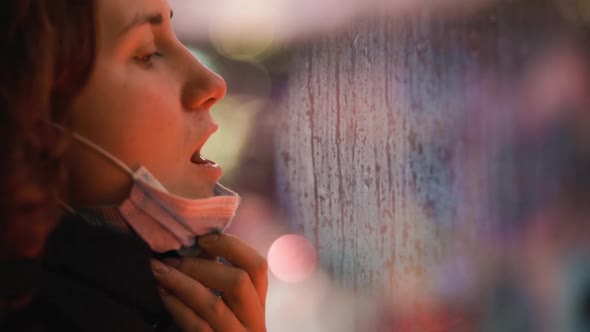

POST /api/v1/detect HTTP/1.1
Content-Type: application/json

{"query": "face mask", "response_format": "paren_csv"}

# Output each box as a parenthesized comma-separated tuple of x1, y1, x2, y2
(51, 124, 240, 254)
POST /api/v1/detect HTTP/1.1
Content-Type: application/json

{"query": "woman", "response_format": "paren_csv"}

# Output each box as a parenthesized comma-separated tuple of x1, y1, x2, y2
(2, 0, 268, 331)
(44, 0, 268, 330)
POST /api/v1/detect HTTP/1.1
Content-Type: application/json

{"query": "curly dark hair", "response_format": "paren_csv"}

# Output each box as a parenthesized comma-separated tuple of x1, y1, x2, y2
(0, 0, 96, 312)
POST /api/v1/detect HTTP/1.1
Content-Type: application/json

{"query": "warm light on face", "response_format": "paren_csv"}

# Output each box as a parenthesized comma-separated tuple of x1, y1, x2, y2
(267, 234, 318, 283)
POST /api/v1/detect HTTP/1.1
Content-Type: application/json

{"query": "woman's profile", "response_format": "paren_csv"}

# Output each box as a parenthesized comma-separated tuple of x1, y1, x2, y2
(1, 0, 268, 331)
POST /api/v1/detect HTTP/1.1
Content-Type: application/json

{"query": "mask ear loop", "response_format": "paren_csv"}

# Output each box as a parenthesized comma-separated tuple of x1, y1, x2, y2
(48, 123, 134, 176)
(48, 122, 135, 214)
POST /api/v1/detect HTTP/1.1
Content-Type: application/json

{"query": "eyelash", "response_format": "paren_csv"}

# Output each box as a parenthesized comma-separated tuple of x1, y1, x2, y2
(134, 51, 163, 67)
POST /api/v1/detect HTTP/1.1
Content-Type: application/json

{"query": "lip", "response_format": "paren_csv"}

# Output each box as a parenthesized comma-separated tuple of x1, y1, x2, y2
(190, 160, 223, 180)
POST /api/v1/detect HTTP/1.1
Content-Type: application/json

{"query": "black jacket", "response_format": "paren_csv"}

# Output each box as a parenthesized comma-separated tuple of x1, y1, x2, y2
(3, 212, 178, 331)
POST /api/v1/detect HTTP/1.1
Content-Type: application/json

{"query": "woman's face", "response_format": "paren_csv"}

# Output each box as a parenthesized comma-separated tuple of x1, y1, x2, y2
(67, 0, 226, 205)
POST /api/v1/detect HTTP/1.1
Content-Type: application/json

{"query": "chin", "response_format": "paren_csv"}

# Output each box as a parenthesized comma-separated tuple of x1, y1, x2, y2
(181, 173, 222, 199)
(168, 162, 223, 199)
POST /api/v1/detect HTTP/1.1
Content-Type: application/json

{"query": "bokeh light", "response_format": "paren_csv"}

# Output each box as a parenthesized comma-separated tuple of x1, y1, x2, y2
(268, 234, 318, 283)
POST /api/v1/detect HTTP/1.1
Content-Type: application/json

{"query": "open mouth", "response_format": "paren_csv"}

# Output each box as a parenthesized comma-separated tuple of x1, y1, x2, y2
(191, 150, 218, 167)
(190, 124, 221, 176)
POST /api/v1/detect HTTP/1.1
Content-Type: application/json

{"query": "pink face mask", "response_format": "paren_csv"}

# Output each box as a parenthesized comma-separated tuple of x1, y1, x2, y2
(51, 124, 240, 254)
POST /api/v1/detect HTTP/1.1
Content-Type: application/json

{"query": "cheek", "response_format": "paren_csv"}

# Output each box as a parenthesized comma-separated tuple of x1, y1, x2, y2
(73, 66, 182, 149)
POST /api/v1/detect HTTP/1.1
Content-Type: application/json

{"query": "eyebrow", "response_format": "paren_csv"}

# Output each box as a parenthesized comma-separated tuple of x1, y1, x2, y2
(118, 10, 174, 38)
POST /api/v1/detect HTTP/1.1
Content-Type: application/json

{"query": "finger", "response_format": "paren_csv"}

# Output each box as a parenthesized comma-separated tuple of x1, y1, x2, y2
(198, 251, 218, 262)
(159, 288, 213, 332)
(177, 257, 264, 330)
(197, 234, 268, 306)
(151, 260, 245, 332)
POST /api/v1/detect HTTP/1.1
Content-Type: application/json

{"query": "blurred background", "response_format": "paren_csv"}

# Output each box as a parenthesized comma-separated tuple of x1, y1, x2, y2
(170, 0, 590, 330)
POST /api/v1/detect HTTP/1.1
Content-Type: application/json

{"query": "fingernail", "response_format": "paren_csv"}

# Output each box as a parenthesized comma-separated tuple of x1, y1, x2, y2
(161, 258, 181, 269)
(198, 234, 219, 246)
(150, 259, 171, 274)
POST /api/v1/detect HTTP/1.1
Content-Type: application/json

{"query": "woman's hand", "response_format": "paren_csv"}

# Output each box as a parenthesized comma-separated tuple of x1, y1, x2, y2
(151, 233, 268, 332)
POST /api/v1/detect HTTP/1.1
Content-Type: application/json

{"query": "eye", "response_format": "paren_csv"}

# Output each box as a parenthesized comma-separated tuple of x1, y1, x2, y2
(134, 51, 163, 67)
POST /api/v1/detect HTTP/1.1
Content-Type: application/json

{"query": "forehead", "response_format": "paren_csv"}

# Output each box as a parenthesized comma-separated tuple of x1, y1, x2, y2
(96, 0, 169, 40)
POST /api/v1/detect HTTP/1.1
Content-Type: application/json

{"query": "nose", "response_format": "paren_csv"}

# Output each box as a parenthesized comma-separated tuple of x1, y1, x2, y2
(181, 53, 227, 111)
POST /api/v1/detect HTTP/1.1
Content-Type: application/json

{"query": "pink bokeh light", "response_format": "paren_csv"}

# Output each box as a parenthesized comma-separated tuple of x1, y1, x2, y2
(267, 234, 318, 283)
